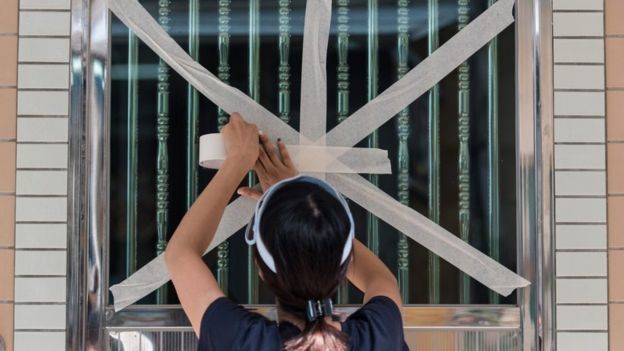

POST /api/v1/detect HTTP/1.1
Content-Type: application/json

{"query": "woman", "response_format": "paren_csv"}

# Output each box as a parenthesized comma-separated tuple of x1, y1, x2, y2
(164, 113, 408, 350)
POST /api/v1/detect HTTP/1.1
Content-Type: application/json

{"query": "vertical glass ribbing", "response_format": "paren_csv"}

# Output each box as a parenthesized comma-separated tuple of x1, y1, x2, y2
(336, 0, 350, 304)
(186, 0, 199, 209)
(396, 0, 410, 302)
(156, 0, 172, 304)
(126, 31, 139, 277)
(247, 0, 260, 303)
(487, 0, 500, 304)
(457, 0, 471, 304)
(217, 0, 231, 293)
(278, 0, 291, 124)
(366, 0, 380, 256)
(427, 0, 440, 304)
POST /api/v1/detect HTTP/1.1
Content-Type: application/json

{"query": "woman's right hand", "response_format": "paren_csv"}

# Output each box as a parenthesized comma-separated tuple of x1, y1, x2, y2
(237, 132, 298, 200)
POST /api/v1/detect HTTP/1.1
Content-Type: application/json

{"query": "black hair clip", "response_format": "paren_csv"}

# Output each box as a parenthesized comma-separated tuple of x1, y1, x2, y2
(305, 298, 334, 322)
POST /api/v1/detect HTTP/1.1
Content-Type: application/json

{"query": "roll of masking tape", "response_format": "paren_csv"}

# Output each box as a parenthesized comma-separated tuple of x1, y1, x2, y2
(199, 133, 392, 174)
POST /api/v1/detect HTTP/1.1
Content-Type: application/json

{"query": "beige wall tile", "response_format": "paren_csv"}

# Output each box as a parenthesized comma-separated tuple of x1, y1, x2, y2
(555, 91, 605, 116)
(557, 278, 607, 303)
(609, 196, 624, 248)
(21, 0, 71, 9)
(14, 250, 66, 276)
(554, 39, 604, 64)
(0, 196, 15, 247)
(556, 198, 606, 223)
(18, 64, 69, 90)
(0, 0, 18, 33)
(555, 171, 606, 196)
(0, 88, 16, 139)
(553, 0, 603, 10)
(0, 36, 18, 86)
(555, 65, 605, 90)
(609, 144, 624, 194)
(0, 303, 14, 351)
(554, 12, 604, 37)
(610, 250, 624, 301)
(19, 11, 71, 37)
(555, 145, 605, 170)
(0, 142, 16, 193)
(17, 117, 68, 142)
(558, 332, 608, 351)
(16, 170, 67, 195)
(14, 304, 65, 330)
(556, 251, 607, 277)
(557, 305, 608, 330)
(14, 331, 66, 350)
(606, 38, 624, 89)
(0, 249, 14, 301)
(18, 37, 70, 63)
(554, 119, 605, 143)
(610, 304, 624, 350)
(15, 277, 66, 302)
(15, 197, 67, 222)
(15, 223, 66, 249)
(606, 0, 624, 36)
(556, 224, 607, 250)
(607, 91, 624, 141)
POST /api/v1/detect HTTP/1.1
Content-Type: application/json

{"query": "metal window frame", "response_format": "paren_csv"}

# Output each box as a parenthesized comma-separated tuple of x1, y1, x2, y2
(66, 0, 555, 350)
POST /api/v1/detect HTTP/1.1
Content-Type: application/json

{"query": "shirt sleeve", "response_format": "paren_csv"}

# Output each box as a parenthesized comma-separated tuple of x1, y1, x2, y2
(344, 295, 407, 351)
(197, 297, 281, 351)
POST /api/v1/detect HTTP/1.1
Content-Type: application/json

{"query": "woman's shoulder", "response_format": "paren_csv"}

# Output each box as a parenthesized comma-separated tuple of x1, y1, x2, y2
(198, 297, 282, 351)
(342, 295, 408, 351)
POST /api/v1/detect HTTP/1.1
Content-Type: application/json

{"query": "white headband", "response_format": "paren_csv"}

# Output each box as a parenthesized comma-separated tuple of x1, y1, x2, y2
(245, 175, 355, 273)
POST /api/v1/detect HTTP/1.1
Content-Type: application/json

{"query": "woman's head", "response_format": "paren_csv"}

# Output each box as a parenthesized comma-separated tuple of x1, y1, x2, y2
(247, 176, 353, 350)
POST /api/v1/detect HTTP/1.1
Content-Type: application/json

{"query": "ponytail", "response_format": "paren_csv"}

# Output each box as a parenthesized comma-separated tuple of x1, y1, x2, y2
(283, 317, 348, 351)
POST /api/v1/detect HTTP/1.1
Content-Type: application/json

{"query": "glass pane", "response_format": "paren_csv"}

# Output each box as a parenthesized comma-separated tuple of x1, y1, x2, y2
(108, 0, 516, 305)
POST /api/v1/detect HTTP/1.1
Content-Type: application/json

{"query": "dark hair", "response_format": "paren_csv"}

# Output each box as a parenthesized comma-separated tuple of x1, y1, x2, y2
(254, 181, 352, 351)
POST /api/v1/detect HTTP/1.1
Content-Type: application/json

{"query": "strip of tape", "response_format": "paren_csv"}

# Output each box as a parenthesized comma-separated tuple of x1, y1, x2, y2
(199, 133, 391, 174)
(327, 173, 530, 296)
(325, 0, 516, 147)
(110, 194, 258, 311)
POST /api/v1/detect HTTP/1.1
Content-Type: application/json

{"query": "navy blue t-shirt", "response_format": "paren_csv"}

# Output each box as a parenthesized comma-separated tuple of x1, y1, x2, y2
(198, 295, 409, 350)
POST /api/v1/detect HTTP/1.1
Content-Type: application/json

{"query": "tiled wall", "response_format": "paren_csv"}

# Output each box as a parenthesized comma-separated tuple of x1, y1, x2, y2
(552, 0, 610, 348)
(605, 1, 624, 350)
(0, 0, 71, 350)
(0, 0, 19, 350)
(0, 1, 621, 351)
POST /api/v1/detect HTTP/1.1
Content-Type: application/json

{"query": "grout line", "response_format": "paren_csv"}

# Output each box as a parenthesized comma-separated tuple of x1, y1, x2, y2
(607, 140, 624, 143)
(0, 138, 17, 142)
(18, 88, 70, 92)
(19, 9, 71, 13)
(554, 62, 605, 66)
(554, 36, 604, 40)
(18, 35, 70, 39)
(557, 276, 610, 280)
(554, 142, 605, 145)
(606, 87, 624, 91)
(0, 33, 18, 36)
(554, 89, 606, 93)
(0, 85, 18, 89)
(556, 303, 608, 306)
(16, 168, 68, 172)
(16, 141, 68, 145)
(17, 115, 68, 119)
(14, 248, 67, 252)
(13, 329, 67, 332)
(608, 247, 624, 251)
(0, 246, 15, 250)
(556, 249, 607, 252)
(553, 10, 604, 13)
(606, 35, 624, 38)
(554, 116, 605, 119)
(14, 275, 66, 278)
(555, 222, 607, 225)
(554, 168, 606, 171)
(16, 195, 67, 198)
(14, 302, 66, 306)
(556, 330, 609, 333)
(18, 61, 71, 66)
(554, 195, 606, 199)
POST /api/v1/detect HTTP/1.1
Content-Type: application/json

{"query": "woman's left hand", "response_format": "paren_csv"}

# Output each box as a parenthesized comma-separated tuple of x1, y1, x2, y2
(221, 113, 260, 171)
(237, 132, 298, 200)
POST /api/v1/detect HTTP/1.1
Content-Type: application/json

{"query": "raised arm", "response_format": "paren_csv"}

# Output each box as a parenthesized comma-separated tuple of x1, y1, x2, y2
(164, 113, 259, 336)
(346, 239, 402, 307)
